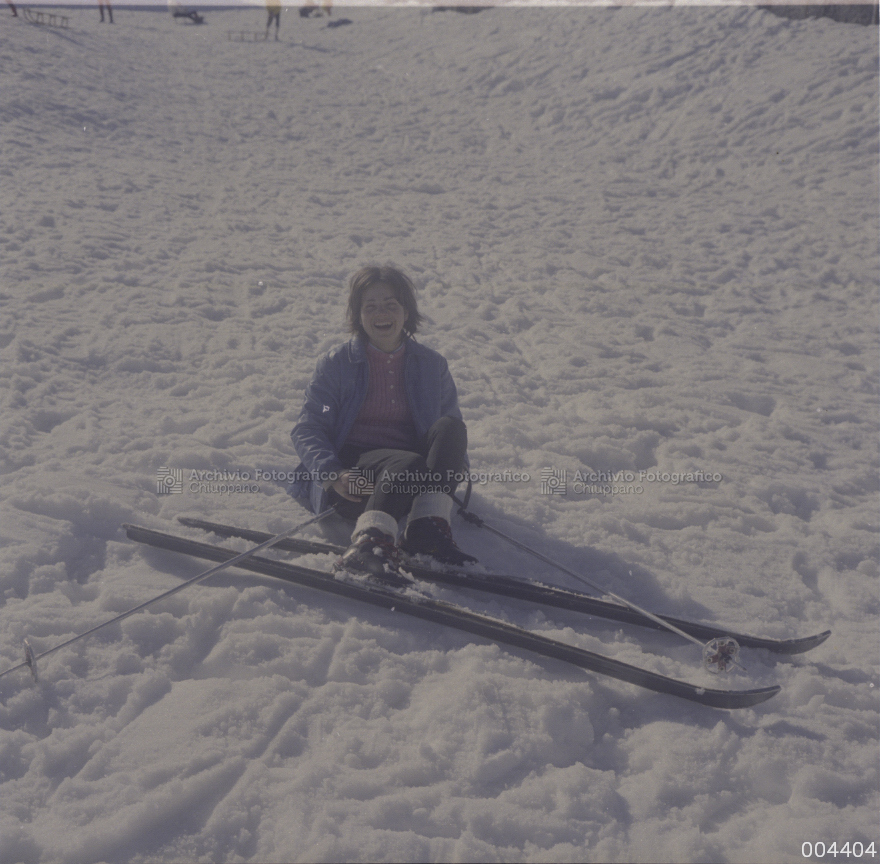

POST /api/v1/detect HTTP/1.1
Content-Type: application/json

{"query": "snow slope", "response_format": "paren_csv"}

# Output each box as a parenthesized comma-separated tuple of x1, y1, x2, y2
(0, 5, 878, 863)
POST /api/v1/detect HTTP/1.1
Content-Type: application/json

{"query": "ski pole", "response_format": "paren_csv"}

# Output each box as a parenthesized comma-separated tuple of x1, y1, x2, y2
(453, 497, 743, 674)
(0, 506, 337, 684)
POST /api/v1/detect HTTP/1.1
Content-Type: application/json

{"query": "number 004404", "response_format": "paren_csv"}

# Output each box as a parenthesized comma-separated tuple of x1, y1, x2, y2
(802, 842, 877, 859)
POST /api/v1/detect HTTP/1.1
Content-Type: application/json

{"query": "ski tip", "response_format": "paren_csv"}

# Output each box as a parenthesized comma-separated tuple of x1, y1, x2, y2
(731, 685, 782, 709)
(812, 630, 832, 647)
(744, 684, 782, 707)
(777, 628, 832, 655)
(688, 683, 782, 710)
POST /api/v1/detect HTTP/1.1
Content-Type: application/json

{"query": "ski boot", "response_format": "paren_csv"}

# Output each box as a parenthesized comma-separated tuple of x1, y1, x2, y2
(401, 516, 477, 567)
(334, 511, 410, 589)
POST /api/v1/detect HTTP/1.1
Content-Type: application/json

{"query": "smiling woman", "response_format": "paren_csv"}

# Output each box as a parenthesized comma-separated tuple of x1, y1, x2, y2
(348, 265, 423, 353)
(289, 265, 476, 580)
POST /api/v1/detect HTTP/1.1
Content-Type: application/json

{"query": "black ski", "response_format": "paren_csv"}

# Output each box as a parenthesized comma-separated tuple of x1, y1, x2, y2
(124, 524, 781, 710)
(176, 516, 830, 656)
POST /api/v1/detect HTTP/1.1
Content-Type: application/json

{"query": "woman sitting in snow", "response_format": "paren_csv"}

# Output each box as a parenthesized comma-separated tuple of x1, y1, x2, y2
(289, 265, 475, 580)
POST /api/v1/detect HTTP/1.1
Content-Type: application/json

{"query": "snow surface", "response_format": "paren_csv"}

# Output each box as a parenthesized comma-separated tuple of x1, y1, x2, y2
(1, 4, 878, 863)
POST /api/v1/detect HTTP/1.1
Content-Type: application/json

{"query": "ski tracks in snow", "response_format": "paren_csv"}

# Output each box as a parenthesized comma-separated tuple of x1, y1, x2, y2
(1, 6, 878, 862)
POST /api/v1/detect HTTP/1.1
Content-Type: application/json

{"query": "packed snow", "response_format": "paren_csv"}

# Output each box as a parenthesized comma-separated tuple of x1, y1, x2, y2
(1, 3, 878, 862)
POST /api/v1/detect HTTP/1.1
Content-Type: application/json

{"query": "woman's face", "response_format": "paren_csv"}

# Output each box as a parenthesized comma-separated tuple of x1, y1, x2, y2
(360, 283, 408, 352)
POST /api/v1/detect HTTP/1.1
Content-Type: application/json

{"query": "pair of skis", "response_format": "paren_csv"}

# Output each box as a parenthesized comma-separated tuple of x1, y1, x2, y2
(113, 516, 829, 709)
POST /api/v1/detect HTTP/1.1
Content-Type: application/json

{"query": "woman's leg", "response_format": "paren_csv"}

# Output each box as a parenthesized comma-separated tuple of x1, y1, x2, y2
(352, 417, 467, 517)
(403, 417, 476, 564)
(333, 446, 421, 581)
(355, 448, 430, 521)
(334, 421, 474, 573)
(422, 415, 468, 494)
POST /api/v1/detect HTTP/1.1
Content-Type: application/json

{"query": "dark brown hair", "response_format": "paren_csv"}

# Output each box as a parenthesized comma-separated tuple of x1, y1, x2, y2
(346, 265, 424, 339)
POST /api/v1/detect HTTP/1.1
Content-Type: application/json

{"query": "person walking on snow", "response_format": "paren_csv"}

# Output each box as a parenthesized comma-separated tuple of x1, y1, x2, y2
(266, 0, 281, 39)
(98, 0, 113, 23)
(289, 265, 476, 581)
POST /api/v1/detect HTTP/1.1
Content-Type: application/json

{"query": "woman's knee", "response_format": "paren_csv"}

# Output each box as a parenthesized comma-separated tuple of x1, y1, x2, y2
(432, 415, 465, 434)
(429, 416, 467, 448)
(379, 451, 427, 481)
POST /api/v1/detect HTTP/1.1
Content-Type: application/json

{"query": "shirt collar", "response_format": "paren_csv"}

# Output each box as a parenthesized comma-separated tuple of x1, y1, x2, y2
(366, 339, 407, 359)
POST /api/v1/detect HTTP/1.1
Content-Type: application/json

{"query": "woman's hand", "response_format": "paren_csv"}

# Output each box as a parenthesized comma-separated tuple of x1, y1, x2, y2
(331, 471, 364, 502)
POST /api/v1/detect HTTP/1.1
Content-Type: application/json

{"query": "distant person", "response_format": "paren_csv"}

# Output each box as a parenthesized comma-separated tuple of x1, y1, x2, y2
(6, 1, 17, 18)
(98, 0, 113, 23)
(266, 0, 281, 39)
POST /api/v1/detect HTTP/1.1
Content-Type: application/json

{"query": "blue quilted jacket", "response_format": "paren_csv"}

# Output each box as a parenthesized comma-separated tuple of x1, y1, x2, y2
(288, 336, 464, 513)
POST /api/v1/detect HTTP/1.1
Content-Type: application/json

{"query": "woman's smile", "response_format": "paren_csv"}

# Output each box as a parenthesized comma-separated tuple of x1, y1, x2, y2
(360, 284, 407, 351)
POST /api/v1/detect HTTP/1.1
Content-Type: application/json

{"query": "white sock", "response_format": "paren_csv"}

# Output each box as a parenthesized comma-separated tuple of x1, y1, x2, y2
(352, 510, 399, 543)
(406, 492, 453, 527)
